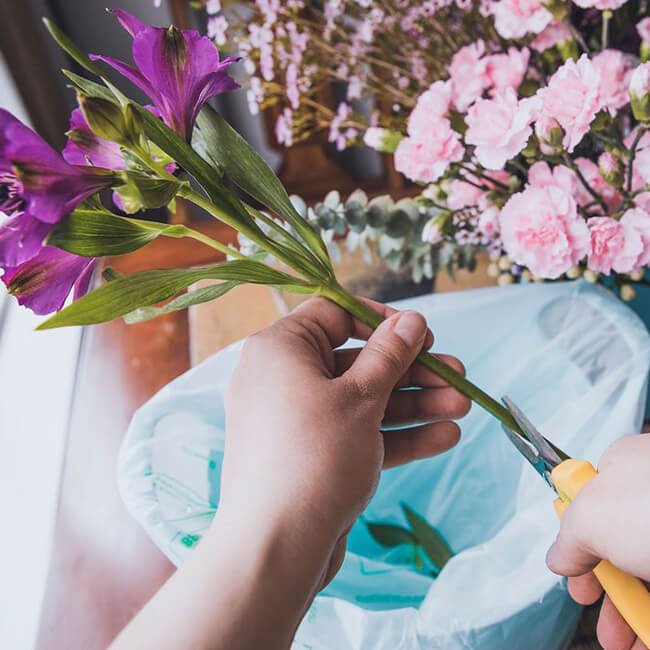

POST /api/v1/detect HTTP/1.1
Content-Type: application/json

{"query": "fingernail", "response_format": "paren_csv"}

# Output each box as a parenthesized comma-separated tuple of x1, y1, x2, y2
(393, 311, 426, 347)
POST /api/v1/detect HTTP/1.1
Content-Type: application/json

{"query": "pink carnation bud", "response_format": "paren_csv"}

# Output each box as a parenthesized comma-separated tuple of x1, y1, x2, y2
(638, 17, 650, 44)
(422, 216, 444, 244)
(630, 63, 650, 121)
(598, 151, 624, 188)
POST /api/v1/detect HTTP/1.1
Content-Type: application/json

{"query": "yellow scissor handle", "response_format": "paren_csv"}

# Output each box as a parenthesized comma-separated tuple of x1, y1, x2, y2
(552, 459, 650, 648)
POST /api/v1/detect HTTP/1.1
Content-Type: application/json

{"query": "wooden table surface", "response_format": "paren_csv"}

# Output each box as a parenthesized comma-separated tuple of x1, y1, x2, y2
(34, 228, 601, 649)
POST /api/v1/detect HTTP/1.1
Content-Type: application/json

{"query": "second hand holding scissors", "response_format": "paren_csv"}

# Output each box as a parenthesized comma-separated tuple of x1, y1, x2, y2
(501, 396, 650, 648)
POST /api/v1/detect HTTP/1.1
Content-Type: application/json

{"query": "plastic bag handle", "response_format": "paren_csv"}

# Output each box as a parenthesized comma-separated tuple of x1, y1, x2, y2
(552, 459, 650, 648)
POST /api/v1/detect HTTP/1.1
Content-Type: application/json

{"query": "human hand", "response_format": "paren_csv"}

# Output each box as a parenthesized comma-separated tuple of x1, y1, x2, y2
(220, 296, 470, 590)
(546, 435, 650, 650)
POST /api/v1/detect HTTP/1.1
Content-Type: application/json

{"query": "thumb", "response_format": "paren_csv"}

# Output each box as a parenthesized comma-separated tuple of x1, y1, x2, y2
(346, 310, 427, 403)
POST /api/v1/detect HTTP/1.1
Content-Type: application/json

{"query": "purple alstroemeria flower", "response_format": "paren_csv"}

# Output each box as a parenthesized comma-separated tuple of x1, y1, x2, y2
(0, 110, 118, 266)
(91, 8, 239, 140)
(2, 246, 96, 315)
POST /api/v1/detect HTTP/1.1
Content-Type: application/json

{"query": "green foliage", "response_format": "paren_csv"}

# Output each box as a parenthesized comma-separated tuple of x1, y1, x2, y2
(38, 261, 316, 330)
(194, 105, 331, 269)
(47, 208, 185, 257)
(43, 18, 104, 77)
(123, 281, 240, 323)
(365, 522, 416, 548)
(400, 503, 452, 574)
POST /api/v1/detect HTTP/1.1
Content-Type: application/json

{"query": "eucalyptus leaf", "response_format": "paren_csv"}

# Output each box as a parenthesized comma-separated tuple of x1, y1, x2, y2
(38, 260, 316, 330)
(43, 18, 104, 77)
(400, 503, 452, 573)
(194, 105, 330, 267)
(366, 522, 416, 548)
(123, 281, 239, 324)
(47, 208, 185, 257)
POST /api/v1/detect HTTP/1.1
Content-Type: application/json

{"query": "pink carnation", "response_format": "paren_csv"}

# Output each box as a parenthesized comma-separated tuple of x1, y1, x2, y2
(490, 0, 552, 39)
(534, 55, 602, 152)
(465, 88, 535, 170)
(622, 208, 650, 268)
(634, 146, 650, 186)
(394, 119, 463, 183)
(587, 215, 645, 275)
(499, 185, 589, 278)
(485, 48, 530, 94)
(531, 21, 572, 52)
(407, 81, 452, 137)
(448, 41, 489, 112)
(528, 161, 578, 195)
(637, 17, 650, 44)
(572, 0, 628, 9)
(574, 157, 621, 211)
(446, 170, 511, 209)
(593, 50, 632, 116)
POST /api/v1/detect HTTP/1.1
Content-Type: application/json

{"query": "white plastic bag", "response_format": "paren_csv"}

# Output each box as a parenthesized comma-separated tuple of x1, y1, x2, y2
(118, 281, 650, 649)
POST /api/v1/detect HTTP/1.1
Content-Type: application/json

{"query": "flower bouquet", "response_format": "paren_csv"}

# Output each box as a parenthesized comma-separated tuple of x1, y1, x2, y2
(197, 0, 650, 298)
(0, 9, 526, 438)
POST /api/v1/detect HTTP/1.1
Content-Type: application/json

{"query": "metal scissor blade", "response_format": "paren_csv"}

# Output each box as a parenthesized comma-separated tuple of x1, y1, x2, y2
(500, 422, 555, 488)
(502, 396, 563, 467)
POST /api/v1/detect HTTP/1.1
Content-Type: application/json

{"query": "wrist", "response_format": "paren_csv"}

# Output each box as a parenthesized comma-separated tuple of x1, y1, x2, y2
(199, 502, 338, 645)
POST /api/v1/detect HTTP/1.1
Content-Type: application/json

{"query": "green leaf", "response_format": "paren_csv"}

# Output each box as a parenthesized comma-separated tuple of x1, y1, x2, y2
(37, 260, 316, 330)
(194, 105, 330, 267)
(401, 503, 453, 573)
(124, 281, 239, 324)
(47, 208, 183, 257)
(43, 18, 104, 77)
(365, 522, 416, 548)
(62, 70, 117, 103)
(133, 104, 260, 239)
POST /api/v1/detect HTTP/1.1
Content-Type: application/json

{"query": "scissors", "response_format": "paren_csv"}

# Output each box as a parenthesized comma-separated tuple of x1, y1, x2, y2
(501, 396, 650, 647)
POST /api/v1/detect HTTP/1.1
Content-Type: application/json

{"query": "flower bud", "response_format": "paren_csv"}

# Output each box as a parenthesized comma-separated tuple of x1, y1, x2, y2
(637, 18, 650, 63)
(565, 266, 582, 279)
(598, 151, 624, 189)
(363, 128, 403, 154)
(557, 39, 579, 62)
(487, 262, 499, 278)
(583, 269, 599, 283)
(620, 284, 636, 301)
(629, 268, 645, 281)
(542, 0, 568, 20)
(498, 255, 512, 271)
(497, 273, 514, 286)
(422, 211, 450, 244)
(115, 172, 182, 214)
(629, 63, 650, 122)
(79, 95, 129, 144)
(521, 269, 532, 282)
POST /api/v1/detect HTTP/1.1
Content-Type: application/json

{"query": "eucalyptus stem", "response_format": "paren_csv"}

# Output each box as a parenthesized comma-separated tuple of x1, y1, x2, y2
(320, 282, 527, 439)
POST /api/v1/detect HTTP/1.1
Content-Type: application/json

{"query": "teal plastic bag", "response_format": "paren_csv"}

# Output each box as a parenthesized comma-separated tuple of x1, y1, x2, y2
(119, 282, 650, 649)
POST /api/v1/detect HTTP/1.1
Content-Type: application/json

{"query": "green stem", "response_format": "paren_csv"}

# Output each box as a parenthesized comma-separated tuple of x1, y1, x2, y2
(320, 283, 526, 438)
(178, 226, 246, 260)
(180, 186, 327, 282)
(601, 10, 611, 51)
(563, 154, 609, 214)
(626, 125, 647, 194)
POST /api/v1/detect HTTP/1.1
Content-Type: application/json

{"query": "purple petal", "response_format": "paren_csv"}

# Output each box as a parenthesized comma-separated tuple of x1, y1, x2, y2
(2, 246, 96, 315)
(73, 257, 97, 300)
(108, 8, 147, 37)
(90, 54, 154, 97)
(0, 212, 50, 266)
(63, 108, 126, 170)
(17, 166, 116, 224)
